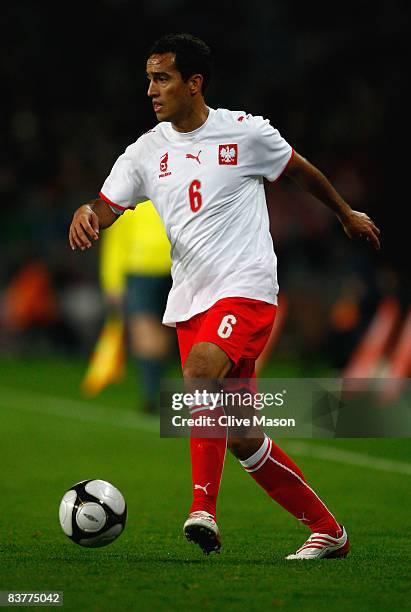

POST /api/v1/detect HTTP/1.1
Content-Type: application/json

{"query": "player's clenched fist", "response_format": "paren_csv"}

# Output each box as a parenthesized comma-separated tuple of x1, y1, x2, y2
(69, 204, 100, 251)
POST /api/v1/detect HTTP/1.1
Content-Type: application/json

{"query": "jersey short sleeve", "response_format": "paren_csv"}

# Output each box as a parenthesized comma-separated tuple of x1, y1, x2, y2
(99, 143, 148, 214)
(246, 115, 293, 182)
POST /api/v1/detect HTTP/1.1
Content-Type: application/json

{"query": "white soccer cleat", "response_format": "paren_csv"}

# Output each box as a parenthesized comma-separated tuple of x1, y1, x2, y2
(183, 511, 221, 555)
(286, 525, 349, 559)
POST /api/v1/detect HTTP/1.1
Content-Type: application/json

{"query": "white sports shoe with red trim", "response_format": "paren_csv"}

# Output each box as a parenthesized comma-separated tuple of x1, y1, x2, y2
(183, 511, 221, 555)
(286, 525, 349, 559)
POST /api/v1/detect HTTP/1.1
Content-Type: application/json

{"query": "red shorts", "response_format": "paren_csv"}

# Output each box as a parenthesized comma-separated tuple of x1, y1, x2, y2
(176, 297, 277, 377)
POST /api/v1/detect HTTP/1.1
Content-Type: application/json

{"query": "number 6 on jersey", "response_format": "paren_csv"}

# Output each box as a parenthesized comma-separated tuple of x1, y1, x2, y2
(217, 314, 237, 338)
(189, 180, 202, 212)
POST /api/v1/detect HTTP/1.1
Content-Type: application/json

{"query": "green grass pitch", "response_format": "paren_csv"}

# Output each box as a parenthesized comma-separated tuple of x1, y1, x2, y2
(0, 357, 410, 611)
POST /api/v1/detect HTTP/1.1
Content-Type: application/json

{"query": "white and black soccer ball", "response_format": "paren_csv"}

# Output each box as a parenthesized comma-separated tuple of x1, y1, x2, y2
(59, 479, 127, 548)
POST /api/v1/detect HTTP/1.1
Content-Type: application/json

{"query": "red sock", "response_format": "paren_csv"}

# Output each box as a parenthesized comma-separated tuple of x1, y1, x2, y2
(240, 435, 341, 537)
(189, 407, 227, 519)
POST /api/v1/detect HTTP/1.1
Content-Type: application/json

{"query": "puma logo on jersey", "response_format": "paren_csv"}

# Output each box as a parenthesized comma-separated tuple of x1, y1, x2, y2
(219, 144, 238, 165)
(159, 152, 171, 178)
(186, 150, 202, 164)
(194, 482, 211, 494)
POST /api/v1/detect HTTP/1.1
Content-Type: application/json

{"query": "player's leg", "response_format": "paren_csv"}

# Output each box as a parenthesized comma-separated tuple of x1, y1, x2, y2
(228, 432, 342, 535)
(178, 298, 273, 554)
(177, 314, 234, 554)
(183, 340, 233, 378)
(184, 341, 232, 514)
(227, 357, 348, 558)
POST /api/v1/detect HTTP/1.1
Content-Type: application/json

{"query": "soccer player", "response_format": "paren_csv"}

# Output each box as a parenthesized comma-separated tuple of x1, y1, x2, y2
(69, 33, 380, 559)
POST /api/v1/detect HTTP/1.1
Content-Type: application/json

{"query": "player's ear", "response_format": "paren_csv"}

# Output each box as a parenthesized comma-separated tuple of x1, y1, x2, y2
(189, 74, 203, 95)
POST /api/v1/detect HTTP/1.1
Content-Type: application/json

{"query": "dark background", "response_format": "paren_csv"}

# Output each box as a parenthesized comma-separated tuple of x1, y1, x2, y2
(1, 0, 409, 368)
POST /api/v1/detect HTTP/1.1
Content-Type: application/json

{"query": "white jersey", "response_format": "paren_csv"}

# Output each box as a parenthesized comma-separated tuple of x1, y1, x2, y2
(100, 108, 293, 326)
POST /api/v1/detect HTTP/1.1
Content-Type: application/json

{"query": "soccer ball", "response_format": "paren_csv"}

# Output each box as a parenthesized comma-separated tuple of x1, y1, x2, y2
(59, 479, 127, 548)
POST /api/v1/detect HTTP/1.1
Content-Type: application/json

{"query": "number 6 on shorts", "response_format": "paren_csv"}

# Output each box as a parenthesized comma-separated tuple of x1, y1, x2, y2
(217, 314, 237, 338)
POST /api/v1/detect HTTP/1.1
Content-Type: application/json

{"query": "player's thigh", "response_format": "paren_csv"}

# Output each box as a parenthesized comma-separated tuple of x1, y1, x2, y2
(197, 297, 277, 365)
(183, 341, 233, 380)
(176, 312, 205, 368)
(178, 298, 276, 378)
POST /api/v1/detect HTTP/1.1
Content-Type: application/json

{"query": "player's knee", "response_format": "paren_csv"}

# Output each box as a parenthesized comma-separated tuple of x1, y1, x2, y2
(183, 355, 210, 380)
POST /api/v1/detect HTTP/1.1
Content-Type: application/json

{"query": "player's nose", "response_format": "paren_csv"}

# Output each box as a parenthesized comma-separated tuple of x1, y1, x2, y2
(147, 80, 158, 98)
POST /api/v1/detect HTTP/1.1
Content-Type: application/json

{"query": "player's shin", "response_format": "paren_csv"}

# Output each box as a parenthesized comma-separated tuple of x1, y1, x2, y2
(239, 435, 341, 537)
(189, 405, 227, 519)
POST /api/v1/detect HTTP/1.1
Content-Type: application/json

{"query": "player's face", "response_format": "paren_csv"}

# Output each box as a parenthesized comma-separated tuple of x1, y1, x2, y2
(146, 53, 193, 123)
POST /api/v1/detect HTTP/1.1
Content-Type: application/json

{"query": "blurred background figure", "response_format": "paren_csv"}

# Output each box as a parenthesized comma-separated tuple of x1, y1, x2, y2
(2, 260, 59, 351)
(81, 201, 173, 413)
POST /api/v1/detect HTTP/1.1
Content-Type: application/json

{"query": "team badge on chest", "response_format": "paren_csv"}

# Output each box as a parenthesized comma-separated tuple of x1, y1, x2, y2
(159, 152, 171, 178)
(218, 144, 238, 165)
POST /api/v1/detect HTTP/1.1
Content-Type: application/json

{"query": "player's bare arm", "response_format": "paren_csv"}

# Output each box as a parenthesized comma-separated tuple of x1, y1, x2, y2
(285, 152, 381, 250)
(69, 198, 118, 251)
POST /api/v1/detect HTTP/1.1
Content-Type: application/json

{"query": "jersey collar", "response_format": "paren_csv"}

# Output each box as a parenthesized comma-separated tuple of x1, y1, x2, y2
(163, 107, 216, 142)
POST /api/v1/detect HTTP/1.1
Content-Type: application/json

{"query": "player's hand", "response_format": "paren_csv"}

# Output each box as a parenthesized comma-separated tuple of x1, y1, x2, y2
(339, 210, 381, 250)
(69, 205, 100, 251)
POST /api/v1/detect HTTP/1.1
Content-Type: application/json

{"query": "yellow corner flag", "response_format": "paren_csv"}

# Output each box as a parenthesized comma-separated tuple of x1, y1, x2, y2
(81, 316, 125, 397)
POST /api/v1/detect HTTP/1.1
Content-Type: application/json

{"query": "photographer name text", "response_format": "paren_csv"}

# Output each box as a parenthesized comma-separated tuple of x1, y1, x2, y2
(171, 415, 295, 428)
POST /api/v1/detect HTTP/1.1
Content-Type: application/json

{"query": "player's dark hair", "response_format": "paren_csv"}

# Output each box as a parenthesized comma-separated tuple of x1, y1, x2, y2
(149, 33, 212, 93)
